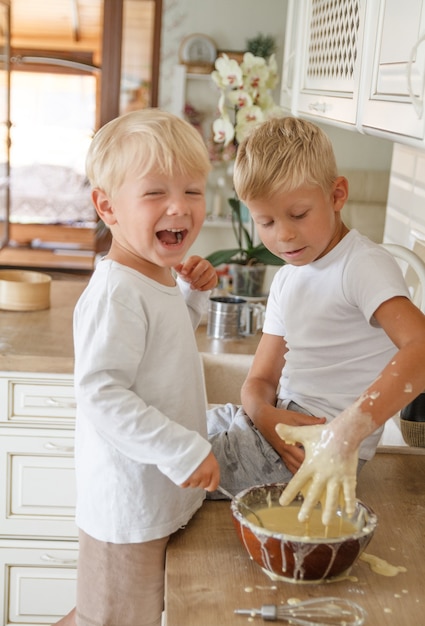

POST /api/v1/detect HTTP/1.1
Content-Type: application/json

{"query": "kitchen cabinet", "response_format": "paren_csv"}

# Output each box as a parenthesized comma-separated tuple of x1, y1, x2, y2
(0, 372, 77, 624)
(280, 0, 303, 114)
(361, 0, 425, 141)
(0, 540, 78, 625)
(286, 0, 368, 127)
(281, 0, 425, 146)
(0, 280, 85, 625)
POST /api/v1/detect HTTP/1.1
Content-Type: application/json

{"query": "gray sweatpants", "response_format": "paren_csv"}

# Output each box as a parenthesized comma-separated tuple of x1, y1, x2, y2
(206, 402, 294, 499)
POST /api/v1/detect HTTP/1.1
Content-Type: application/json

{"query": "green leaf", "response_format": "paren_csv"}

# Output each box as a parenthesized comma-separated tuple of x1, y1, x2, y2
(229, 197, 253, 250)
(249, 245, 285, 266)
(205, 248, 244, 267)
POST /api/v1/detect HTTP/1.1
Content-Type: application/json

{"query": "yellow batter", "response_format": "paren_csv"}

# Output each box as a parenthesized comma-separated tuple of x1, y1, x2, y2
(246, 503, 358, 539)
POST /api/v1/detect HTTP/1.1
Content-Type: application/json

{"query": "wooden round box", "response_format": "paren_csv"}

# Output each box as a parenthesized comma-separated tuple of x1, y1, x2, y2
(0, 270, 51, 311)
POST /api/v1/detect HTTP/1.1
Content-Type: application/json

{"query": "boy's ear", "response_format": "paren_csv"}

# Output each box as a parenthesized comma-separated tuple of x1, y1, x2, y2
(332, 176, 349, 212)
(91, 188, 117, 226)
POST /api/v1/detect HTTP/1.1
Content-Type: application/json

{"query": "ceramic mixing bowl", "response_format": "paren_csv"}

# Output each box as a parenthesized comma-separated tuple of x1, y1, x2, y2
(231, 482, 377, 583)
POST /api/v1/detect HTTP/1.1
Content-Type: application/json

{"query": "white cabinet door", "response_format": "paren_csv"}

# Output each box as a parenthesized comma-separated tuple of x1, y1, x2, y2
(0, 430, 77, 539)
(0, 540, 77, 625)
(280, 0, 305, 114)
(362, 0, 425, 141)
(295, 0, 367, 126)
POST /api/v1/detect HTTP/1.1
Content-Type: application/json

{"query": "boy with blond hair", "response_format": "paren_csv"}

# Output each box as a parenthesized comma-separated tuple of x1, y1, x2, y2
(57, 109, 220, 626)
(209, 116, 425, 526)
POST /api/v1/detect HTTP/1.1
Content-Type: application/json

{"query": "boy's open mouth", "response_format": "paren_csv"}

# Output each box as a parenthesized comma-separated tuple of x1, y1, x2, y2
(156, 228, 188, 246)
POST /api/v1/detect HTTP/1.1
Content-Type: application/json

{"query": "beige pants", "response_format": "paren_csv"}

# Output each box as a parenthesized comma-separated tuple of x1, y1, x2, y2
(76, 530, 169, 626)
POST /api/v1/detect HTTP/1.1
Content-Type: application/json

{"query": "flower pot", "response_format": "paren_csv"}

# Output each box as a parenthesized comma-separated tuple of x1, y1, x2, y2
(230, 264, 266, 298)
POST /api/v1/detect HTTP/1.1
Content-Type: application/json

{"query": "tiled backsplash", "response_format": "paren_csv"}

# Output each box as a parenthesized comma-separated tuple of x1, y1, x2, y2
(384, 143, 425, 247)
(341, 169, 390, 243)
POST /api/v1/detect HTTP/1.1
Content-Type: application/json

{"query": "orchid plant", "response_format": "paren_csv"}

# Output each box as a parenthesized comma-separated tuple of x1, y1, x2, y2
(206, 52, 284, 269)
(211, 51, 282, 147)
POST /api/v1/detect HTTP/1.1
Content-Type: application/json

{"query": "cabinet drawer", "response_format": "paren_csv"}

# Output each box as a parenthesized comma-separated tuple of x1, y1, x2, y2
(3, 376, 76, 426)
(0, 539, 77, 625)
(0, 431, 77, 539)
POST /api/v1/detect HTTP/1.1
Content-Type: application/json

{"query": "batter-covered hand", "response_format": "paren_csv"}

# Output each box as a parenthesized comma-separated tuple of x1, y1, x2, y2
(275, 422, 359, 526)
(174, 255, 218, 291)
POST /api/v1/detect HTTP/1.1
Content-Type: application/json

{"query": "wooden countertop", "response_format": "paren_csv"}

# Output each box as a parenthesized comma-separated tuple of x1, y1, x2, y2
(195, 324, 261, 355)
(0, 279, 88, 373)
(165, 451, 425, 626)
(0, 280, 259, 375)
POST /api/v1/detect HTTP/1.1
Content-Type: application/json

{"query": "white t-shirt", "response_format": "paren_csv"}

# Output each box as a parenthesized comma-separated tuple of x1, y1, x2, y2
(73, 260, 211, 543)
(263, 230, 410, 460)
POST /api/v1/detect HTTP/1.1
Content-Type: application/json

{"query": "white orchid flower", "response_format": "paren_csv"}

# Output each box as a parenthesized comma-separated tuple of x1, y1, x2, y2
(245, 64, 270, 95)
(217, 92, 227, 115)
(257, 91, 276, 111)
(241, 52, 267, 71)
(236, 105, 265, 125)
(228, 88, 253, 109)
(210, 52, 283, 155)
(234, 105, 265, 143)
(213, 116, 235, 146)
(211, 69, 226, 90)
(213, 53, 243, 88)
(265, 54, 279, 90)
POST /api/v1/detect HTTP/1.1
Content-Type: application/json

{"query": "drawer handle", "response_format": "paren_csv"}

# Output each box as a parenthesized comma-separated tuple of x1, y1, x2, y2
(44, 441, 75, 453)
(41, 553, 78, 565)
(45, 397, 76, 409)
(308, 101, 331, 113)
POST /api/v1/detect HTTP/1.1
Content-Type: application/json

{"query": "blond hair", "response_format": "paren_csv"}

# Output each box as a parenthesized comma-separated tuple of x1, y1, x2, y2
(233, 116, 338, 202)
(86, 108, 211, 200)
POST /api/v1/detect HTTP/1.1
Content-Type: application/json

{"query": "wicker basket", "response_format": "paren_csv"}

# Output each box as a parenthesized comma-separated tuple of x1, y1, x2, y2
(400, 419, 425, 448)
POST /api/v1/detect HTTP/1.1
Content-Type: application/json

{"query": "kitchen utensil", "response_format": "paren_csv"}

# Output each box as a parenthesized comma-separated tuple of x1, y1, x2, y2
(231, 483, 377, 583)
(234, 597, 366, 625)
(217, 485, 264, 528)
(207, 296, 264, 339)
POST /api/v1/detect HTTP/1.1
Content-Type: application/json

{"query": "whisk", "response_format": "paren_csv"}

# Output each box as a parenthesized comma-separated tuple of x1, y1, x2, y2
(234, 597, 366, 625)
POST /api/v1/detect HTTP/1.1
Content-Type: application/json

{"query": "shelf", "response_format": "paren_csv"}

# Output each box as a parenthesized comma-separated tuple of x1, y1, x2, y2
(203, 218, 233, 228)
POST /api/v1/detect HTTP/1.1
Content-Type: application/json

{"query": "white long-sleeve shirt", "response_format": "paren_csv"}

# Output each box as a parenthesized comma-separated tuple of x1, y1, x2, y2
(73, 260, 211, 543)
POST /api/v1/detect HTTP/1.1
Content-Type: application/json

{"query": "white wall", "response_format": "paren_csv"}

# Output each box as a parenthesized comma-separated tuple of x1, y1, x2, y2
(318, 123, 393, 172)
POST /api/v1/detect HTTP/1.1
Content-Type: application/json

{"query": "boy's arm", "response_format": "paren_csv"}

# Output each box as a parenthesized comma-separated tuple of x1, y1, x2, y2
(180, 450, 220, 492)
(241, 332, 326, 474)
(174, 256, 218, 292)
(175, 255, 218, 329)
(278, 295, 425, 524)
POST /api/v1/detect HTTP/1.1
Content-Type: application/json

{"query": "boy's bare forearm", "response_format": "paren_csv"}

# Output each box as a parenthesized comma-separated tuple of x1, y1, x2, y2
(241, 376, 326, 468)
(341, 338, 425, 447)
